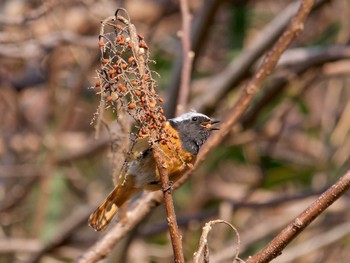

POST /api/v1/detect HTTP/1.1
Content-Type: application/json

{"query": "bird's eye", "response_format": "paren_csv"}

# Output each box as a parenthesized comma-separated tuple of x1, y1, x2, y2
(192, 117, 198, 122)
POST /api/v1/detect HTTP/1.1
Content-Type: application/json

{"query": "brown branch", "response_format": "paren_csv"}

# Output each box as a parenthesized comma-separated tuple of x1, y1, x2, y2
(153, 149, 185, 263)
(176, 0, 194, 115)
(246, 170, 350, 263)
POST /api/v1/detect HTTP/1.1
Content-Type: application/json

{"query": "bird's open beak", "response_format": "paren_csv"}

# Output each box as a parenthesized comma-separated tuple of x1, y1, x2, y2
(201, 119, 220, 130)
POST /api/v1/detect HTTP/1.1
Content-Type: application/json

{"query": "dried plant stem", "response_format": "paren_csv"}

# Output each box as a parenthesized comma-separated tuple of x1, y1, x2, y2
(176, 0, 193, 115)
(246, 170, 350, 263)
(153, 149, 185, 263)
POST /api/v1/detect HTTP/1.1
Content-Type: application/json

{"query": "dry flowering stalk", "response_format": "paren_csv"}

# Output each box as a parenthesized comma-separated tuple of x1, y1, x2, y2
(92, 9, 177, 177)
(91, 9, 185, 261)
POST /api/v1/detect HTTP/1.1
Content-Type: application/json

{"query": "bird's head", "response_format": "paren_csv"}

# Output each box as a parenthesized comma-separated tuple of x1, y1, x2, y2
(168, 112, 220, 155)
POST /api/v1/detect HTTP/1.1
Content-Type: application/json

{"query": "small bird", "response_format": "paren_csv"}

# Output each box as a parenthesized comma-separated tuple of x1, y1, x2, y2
(88, 112, 219, 231)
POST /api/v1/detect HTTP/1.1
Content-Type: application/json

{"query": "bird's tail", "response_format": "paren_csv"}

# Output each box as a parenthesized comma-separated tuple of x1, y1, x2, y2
(88, 181, 136, 231)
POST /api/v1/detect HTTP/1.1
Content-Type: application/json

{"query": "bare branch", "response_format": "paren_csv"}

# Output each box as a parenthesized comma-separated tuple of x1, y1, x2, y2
(176, 0, 194, 115)
(246, 170, 350, 263)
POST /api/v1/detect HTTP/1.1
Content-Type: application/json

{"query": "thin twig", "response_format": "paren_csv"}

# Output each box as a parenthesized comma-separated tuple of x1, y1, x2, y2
(246, 170, 350, 263)
(166, 0, 222, 117)
(153, 149, 185, 263)
(193, 219, 241, 263)
(176, 0, 194, 115)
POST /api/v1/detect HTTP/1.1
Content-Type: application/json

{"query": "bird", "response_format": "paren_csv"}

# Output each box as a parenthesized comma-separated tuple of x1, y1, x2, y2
(88, 111, 220, 231)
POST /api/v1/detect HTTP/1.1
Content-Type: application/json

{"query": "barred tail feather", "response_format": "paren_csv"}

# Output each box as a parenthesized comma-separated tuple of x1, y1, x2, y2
(88, 183, 134, 231)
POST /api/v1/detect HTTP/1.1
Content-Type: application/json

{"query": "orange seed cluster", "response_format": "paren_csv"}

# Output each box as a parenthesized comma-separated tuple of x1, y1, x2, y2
(95, 13, 167, 144)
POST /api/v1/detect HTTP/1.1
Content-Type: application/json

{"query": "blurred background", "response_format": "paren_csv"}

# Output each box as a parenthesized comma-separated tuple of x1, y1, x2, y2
(1, 0, 350, 262)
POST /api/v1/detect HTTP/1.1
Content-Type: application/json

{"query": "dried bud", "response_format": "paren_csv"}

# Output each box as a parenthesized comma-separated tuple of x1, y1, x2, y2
(128, 103, 136, 109)
(118, 83, 127, 92)
(128, 57, 134, 64)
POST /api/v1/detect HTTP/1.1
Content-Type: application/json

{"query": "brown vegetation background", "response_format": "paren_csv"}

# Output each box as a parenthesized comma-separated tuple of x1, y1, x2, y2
(1, 0, 350, 262)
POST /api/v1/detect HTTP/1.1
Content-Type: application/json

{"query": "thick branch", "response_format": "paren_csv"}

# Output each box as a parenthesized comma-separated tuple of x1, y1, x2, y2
(246, 170, 350, 263)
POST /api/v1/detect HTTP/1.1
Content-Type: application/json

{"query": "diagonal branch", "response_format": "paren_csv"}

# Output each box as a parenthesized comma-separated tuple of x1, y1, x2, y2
(246, 170, 350, 263)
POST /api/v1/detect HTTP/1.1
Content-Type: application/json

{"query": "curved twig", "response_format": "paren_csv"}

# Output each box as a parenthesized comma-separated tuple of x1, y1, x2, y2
(193, 219, 241, 263)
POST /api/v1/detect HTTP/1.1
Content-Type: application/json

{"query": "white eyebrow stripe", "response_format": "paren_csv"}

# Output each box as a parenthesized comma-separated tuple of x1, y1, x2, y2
(171, 112, 209, 122)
